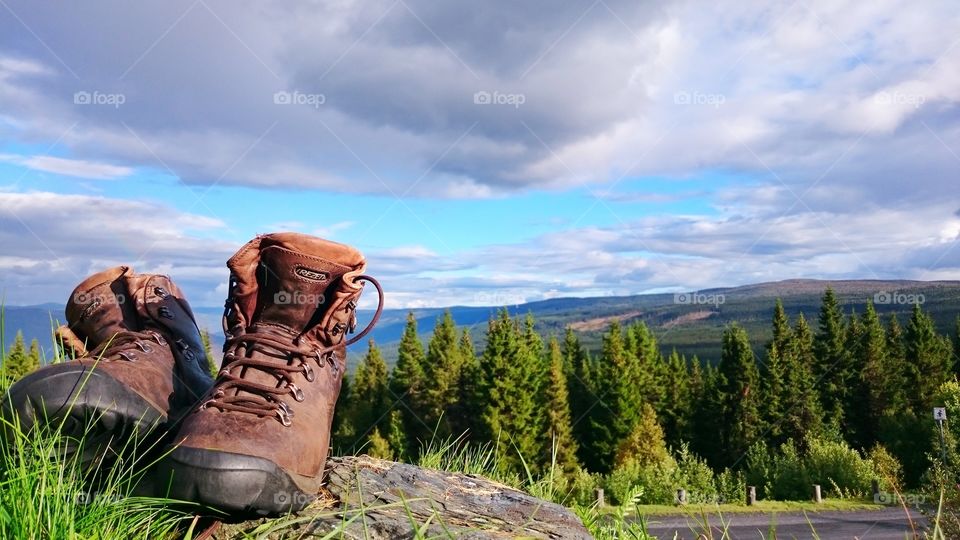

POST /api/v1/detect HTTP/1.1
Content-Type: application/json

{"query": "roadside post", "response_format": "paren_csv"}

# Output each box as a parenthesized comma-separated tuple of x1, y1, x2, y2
(934, 407, 947, 464)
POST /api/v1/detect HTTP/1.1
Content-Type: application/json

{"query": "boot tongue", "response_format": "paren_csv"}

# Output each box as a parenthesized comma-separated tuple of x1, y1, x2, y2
(65, 266, 140, 348)
(255, 245, 351, 332)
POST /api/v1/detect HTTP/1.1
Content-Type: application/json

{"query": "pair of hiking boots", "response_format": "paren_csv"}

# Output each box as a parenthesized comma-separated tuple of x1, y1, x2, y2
(1, 233, 382, 515)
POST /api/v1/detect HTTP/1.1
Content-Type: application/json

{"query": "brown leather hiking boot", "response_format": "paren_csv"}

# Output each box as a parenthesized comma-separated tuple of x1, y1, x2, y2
(1, 266, 213, 464)
(159, 233, 383, 515)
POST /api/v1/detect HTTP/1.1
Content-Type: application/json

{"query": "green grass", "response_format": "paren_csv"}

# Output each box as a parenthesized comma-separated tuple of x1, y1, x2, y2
(0, 396, 191, 538)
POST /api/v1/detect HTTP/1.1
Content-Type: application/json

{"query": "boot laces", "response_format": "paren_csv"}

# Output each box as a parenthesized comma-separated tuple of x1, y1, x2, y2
(206, 275, 384, 426)
(202, 331, 337, 426)
(86, 330, 166, 363)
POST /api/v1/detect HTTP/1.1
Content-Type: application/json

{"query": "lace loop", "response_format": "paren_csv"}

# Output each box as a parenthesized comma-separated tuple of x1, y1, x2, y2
(345, 275, 384, 346)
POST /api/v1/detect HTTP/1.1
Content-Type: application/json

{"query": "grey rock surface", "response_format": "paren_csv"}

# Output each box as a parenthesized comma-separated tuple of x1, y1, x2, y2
(210, 455, 591, 539)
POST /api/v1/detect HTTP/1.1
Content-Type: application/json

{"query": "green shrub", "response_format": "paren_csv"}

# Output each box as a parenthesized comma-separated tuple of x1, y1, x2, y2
(604, 459, 646, 505)
(747, 438, 878, 501)
(867, 443, 904, 492)
(568, 467, 603, 506)
(805, 438, 875, 497)
(715, 468, 746, 505)
(673, 443, 717, 503)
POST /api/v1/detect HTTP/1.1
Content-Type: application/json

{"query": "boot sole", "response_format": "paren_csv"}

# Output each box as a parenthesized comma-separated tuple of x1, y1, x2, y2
(158, 446, 316, 515)
(1, 364, 167, 465)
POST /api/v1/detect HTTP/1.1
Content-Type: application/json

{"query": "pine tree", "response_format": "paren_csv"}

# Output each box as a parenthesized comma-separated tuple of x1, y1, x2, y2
(459, 328, 476, 364)
(879, 315, 930, 484)
(385, 410, 408, 459)
(543, 337, 579, 472)
(366, 428, 393, 459)
(627, 321, 664, 408)
(759, 300, 790, 446)
(952, 315, 960, 377)
(331, 372, 354, 451)
(450, 327, 477, 439)
(843, 308, 869, 447)
(690, 359, 724, 466)
(476, 310, 544, 473)
(200, 329, 218, 377)
(522, 313, 544, 363)
(717, 324, 762, 465)
(389, 313, 427, 454)
(688, 355, 704, 413)
(584, 321, 647, 473)
(614, 403, 669, 468)
(661, 349, 691, 448)
(903, 304, 952, 413)
(813, 288, 851, 431)
(28, 338, 41, 368)
(348, 340, 390, 449)
(562, 327, 594, 467)
(2, 331, 36, 387)
(877, 314, 910, 414)
(856, 301, 891, 447)
(421, 311, 464, 439)
(780, 313, 823, 446)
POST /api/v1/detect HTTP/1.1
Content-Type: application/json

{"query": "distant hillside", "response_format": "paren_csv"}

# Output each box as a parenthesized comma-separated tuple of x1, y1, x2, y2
(4, 279, 959, 370)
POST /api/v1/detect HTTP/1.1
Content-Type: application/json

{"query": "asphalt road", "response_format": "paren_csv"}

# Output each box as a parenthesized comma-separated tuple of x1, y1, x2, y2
(644, 508, 927, 539)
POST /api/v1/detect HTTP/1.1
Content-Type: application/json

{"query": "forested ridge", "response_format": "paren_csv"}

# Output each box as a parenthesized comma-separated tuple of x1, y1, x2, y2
(330, 288, 960, 504)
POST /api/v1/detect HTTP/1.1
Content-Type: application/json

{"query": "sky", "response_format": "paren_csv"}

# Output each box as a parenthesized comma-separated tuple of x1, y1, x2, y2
(0, 0, 958, 309)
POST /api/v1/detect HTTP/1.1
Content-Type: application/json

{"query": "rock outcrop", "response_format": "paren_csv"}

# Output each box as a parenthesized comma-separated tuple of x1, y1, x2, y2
(207, 455, 591, 539)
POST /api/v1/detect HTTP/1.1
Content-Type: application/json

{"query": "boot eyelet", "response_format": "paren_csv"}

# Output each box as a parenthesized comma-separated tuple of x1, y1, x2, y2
(118, 351, 138, 362)
(288, 384, 305, 402)
(158, 306, 175, 320)
(276, 403, 293, 426)
(331, 322, 346, 335)
(136, 341, 153, 353)
(301, 363, 315, 382)
(153, 286, 168, 298)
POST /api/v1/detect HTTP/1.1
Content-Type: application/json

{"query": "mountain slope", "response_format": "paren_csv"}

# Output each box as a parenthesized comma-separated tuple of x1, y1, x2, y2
(4, 279, 959, 368)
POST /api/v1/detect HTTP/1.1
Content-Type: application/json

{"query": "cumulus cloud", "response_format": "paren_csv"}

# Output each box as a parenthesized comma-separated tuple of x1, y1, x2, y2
(367, 189, 960, 307)
(0, 154, 132, 179)
(0, 191, 234, 305)
(0, 1, 958, 309)
(0, 0, 955, 204)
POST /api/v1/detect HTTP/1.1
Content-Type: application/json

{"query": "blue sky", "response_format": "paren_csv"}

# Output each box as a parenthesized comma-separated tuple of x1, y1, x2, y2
(0, 1, 958, 308)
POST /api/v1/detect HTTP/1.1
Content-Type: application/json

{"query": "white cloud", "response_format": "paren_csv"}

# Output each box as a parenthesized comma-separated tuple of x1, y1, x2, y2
(0, 154, 132, 179)
(0, 0, 953, 203)
(0, 191, 233, 305)
(0, 1, 958, 309)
